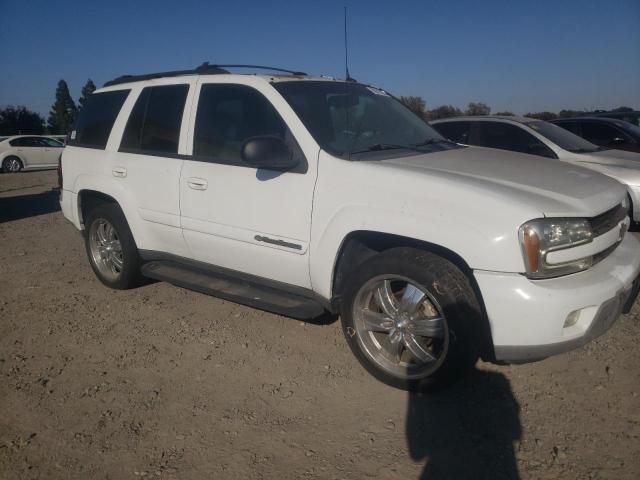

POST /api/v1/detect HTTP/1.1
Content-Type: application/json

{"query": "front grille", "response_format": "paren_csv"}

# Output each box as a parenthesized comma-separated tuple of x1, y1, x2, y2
(590, 204, 627, 237)
(592, 241, 621, 266)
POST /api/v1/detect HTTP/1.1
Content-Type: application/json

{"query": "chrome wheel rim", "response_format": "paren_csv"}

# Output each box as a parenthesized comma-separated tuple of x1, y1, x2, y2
(89, 219, 123, 281)
(6, 158, 21, 172)
(352, 275, 448, 379)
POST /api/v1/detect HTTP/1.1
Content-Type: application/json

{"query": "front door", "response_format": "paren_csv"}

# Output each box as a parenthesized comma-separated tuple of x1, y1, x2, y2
(179, 80, 318, 288)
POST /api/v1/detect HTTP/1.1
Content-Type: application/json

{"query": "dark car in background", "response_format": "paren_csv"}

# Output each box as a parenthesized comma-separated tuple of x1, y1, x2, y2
(592, 110, 640, 127)
(551, 117, 640, 153)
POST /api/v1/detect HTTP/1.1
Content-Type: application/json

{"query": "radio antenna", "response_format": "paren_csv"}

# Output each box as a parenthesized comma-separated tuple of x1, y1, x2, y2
(344, 6, 353, 81)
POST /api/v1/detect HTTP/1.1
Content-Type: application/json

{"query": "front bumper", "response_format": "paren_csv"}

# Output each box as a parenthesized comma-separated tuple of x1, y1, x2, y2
(475, 232, 640, 363)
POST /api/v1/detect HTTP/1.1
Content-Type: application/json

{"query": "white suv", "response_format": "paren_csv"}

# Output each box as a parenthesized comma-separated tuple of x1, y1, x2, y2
(60, 64, 640, 391)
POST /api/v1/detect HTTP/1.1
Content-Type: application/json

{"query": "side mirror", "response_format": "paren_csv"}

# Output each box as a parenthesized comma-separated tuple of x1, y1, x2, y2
(611, 137, 626, 145)
(241, 136, 299, 171)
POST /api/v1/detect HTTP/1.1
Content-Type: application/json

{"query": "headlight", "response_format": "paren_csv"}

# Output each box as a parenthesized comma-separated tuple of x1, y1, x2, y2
(621, 194, 631, 216)
(519, 218, 593, 279)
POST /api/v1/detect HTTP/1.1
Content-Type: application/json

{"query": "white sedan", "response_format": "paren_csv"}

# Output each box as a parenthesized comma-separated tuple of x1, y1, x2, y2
(0, 135, 64, 173)
(431, 116, 640, 222)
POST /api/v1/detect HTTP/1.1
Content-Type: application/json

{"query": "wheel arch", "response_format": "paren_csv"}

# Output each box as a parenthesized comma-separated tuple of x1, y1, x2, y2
(77, 189, 120, 228)
(330, 230, 496, 360)
(1, 152, 25, 168)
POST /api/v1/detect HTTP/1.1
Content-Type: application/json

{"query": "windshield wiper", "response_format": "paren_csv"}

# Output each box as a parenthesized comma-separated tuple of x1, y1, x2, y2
(350, 138, 456, 156)
(350, 143, 419, 154)
(567, 147, 599, 153)
(412, 138, 457, 147)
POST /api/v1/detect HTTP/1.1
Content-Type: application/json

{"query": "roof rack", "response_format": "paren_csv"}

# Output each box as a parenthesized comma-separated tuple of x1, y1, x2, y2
(104, 62, 307, 87)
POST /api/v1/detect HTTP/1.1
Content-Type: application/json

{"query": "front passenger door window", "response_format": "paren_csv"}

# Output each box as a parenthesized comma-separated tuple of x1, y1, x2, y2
(193, 84, 305, 169)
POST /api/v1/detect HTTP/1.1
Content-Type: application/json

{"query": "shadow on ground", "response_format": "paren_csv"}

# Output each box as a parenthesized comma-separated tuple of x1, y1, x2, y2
(407, 368, 521, 480)
(0, 189, 60, 223)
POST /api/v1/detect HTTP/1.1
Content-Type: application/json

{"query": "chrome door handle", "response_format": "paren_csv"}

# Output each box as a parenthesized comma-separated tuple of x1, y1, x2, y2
(187, 177, 208, 190)
(112, 167, 127, 178)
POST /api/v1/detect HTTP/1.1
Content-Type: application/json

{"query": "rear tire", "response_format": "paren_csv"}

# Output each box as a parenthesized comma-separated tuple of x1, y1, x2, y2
(2, 156, 23, 173)
(340, 247, 483, 392)
(84, 203, 143, 289)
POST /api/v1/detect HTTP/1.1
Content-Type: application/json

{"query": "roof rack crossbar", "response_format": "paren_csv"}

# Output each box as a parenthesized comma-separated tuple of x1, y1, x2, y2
(103, 63, 306, 87)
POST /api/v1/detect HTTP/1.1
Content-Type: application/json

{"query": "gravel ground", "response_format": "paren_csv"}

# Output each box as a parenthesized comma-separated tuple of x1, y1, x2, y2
(1, 170, 639, 480)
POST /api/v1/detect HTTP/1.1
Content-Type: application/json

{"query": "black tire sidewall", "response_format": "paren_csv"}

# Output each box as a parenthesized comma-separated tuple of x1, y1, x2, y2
(3, 156, 22, 173)
(340, 248, 482, 392)
(84, 204, 141, 290)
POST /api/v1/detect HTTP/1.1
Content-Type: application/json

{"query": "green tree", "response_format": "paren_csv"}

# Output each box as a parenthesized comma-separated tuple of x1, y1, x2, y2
(0, 105, 45, 135)
(494, 111, 515, 116)
(558, 109, 585, 118)
(428, 105, 463, 120)
(47, 80, 77, 134)
(525, 111, 558, 121)
(399, 96, 427, 119)
(78, 79, 96, 111)
(612, 106, 634, 112)
(465, 102, 491, 116)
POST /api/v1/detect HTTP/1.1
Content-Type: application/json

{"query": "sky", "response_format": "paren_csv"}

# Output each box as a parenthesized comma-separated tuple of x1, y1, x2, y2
(1, 0, 639, 117)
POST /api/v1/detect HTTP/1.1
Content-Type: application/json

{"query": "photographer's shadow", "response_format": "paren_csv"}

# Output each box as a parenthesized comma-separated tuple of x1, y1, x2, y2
(407, 369, 521, 480)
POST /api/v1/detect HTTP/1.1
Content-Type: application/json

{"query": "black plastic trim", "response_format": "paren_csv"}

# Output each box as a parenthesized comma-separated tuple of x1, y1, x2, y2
(115, 148, 308, 174)
(139, 250, 334, 312)
(254, 235, 302, 250)
(104, 63, 307, 87)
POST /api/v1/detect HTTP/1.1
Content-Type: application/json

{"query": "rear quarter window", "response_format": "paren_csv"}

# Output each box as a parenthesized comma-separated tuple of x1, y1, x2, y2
(68, 90, 130, 149)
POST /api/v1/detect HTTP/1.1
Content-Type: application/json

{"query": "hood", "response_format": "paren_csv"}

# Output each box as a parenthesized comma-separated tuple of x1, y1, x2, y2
(379, 146, 625, 218)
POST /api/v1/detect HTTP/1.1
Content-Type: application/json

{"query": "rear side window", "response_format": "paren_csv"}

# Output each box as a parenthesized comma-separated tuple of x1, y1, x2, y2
(69, 90, 129, 149)
(471, 122, 556, 158)
(10, 137, 40, 147)
(555, 121, 581, 136)
(193, 84, 302, 167)
(120, 84, 189, 155)
(432, 122, 470, 144)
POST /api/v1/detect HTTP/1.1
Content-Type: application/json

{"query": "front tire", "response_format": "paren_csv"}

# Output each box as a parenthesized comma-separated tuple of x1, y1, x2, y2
(2, 156, 23, 173)
(340, 247, 483, 392)
(84, 203, 143, 289)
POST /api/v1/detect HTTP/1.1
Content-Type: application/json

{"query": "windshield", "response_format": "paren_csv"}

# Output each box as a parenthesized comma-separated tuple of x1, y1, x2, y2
(526, 121, 601, 153)
(273, 81, 451, 157)
(621, 121, 640, 137)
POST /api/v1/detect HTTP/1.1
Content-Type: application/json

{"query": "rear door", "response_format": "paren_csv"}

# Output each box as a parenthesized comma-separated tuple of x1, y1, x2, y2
(108, 81, 195, 257)
(179, 79, 318, 287)
(12, 137, 44, 166)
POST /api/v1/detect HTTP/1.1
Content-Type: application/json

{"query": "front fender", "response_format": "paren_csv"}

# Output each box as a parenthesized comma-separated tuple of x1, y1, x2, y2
(309, 203, 525, 300)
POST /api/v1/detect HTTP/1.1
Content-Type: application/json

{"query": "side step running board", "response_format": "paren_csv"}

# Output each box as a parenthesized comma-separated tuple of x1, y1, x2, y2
(141, 260, 326, 320)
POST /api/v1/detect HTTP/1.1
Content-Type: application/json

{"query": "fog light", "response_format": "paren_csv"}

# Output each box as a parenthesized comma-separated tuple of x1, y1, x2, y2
(564, 309, 581, 328)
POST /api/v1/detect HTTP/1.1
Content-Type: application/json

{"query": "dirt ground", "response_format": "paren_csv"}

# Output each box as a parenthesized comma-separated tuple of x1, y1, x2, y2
(1, 170, 639, 480)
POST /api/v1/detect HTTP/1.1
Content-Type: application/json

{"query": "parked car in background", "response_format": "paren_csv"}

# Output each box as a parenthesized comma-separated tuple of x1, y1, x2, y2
(60, 64, 640, 391)
(0, 135, 64, 172)
(592, 111, 640, 127)
(431, 116, 640, 224)
(551, 117, 640, 153)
